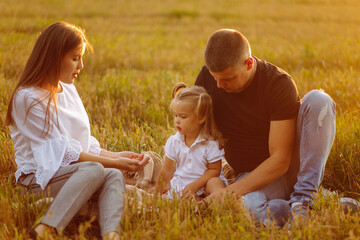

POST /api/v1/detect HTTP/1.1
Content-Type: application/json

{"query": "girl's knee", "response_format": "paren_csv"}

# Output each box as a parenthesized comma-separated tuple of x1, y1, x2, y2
(207, 177, 222, 185)
(205, 177, 225, 194)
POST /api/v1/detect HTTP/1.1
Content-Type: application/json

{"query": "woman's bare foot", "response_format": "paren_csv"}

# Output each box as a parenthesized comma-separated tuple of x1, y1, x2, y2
(33, 223, 55, 238)
(103, 231, 121, 240)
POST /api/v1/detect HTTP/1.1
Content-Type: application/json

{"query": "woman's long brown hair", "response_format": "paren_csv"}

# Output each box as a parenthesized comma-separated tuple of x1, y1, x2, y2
(6, 21, 91, 136)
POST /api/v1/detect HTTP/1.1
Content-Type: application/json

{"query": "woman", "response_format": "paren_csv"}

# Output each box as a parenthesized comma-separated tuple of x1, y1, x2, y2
(6, 21, 149, 239)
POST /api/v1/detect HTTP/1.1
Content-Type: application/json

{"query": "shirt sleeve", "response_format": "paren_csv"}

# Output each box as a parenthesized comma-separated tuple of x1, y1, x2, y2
(88, 136, 102, 156)
(206, 141, 225, 163)
(269, 75, 300, 121)
(13, 90, 82, 189)
(164, 135, 177, 161)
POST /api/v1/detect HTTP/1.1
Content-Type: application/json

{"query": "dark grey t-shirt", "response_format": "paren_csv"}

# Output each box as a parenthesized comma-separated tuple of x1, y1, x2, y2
(195, 57, 300, 175)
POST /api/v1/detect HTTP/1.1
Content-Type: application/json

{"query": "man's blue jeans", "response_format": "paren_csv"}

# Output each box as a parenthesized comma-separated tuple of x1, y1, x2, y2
(237, 90, 336, 226)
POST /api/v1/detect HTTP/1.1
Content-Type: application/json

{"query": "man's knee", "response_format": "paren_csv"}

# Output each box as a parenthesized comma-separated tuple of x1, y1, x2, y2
(302, 90, 335, 111)
(242, 192, 267, 214)
(243, 195, 290, 226)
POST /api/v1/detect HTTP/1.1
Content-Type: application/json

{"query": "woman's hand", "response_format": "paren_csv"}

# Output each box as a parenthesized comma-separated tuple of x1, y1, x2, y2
(113, 151, 142, 159)
(111, 157, 145, 172)
(100, 150, 150, 170)
(103, 151, 150, 164)
(79, 151, 150, 171)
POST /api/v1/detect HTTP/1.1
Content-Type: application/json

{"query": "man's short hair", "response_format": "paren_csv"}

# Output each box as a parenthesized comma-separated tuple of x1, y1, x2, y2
(205, 29, 251, 72)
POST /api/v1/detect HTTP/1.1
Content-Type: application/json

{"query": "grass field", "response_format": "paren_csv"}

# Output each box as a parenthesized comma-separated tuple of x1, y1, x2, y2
(1, 0, 360, 239)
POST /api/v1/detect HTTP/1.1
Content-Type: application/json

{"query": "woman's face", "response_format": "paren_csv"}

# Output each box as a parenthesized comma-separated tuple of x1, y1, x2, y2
(59, 43, 85, 84)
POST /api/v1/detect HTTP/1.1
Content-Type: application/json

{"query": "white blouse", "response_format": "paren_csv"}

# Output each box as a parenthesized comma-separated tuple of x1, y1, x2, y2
(10, 82, 102, 189)
(165, 132, 226, 197)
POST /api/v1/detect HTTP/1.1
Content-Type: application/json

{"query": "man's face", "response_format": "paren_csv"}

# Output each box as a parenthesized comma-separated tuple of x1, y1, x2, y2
(209, 63, 251, 93)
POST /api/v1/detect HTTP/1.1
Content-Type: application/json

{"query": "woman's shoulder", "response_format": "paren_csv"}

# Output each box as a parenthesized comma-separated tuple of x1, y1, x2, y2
(16, 86, 36, 95)
(15, 86, 46, 102)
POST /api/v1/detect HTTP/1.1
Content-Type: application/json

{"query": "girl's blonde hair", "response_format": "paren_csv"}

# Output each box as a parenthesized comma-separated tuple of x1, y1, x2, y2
(6, 21, 92, 136)
(171, 83, 224, 149)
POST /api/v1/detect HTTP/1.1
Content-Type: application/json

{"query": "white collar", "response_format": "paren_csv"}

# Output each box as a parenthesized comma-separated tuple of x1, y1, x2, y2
(174, 131, 207, 148)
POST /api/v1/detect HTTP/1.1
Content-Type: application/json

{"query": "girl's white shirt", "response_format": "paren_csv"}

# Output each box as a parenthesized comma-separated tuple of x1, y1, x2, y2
(10, 82, 102, 189)
(165, 131, 226, 198)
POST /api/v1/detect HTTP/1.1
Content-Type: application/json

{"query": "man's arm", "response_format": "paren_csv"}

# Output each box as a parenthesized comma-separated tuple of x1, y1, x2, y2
(204, 118, 296, 202)
(227, 118, 296, 195)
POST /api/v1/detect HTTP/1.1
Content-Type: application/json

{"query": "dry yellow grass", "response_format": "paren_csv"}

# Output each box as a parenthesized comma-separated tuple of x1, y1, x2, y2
(1, 0, 359, 238)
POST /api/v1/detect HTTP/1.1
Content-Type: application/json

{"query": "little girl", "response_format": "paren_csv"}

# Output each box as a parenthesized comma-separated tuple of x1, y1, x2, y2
(155, 83, 227, 200)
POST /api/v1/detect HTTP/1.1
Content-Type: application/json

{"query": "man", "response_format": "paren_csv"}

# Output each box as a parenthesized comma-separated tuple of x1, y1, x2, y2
(195, 29, 337, 225)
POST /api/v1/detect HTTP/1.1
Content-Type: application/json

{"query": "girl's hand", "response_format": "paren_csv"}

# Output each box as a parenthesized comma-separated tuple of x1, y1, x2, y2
(147, 186, 157, 194)
(149, 183, 170, 195)
(181, 182, 199, 199)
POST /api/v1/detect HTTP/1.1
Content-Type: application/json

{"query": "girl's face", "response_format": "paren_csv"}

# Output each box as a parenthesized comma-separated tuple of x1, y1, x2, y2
(172, 101, 203, 138)
(59, 43, 85, 84)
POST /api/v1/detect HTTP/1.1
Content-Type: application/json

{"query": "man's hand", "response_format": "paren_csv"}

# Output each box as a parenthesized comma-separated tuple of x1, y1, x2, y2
(198, 188, 227, 206)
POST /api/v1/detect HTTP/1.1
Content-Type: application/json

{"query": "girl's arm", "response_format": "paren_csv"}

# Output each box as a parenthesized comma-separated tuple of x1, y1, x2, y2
(181, 160, 221, 198)
(153, 156, 176, 194)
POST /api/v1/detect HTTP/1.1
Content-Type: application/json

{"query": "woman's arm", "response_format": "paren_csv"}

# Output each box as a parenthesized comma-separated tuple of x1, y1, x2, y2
(153, 156, 176, 194)
(181, 160, 221, 198)
(77, 152, 149, 172)
(100, 150, 146, 162)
